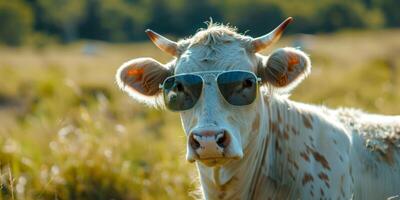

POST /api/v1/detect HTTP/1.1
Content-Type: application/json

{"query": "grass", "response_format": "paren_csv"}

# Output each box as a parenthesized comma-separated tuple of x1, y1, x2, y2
(0, 29, 400, 199)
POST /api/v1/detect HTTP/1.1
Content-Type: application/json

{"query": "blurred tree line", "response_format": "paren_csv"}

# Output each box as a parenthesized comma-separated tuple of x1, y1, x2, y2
(0, 0, 399, 46)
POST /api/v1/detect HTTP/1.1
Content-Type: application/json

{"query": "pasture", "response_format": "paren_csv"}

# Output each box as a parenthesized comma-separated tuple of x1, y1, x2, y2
(0, 29, 400, 200)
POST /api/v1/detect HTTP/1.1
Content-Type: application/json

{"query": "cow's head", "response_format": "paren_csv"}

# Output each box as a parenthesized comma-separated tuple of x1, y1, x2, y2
(116, 17, 311, 167)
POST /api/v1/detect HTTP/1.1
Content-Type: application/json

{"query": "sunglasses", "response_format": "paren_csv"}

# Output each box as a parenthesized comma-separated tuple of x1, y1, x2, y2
(160, 70, 261, 111)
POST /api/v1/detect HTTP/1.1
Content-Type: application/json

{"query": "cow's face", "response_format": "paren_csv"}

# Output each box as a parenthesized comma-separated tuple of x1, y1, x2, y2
(116, 18, 311, 167)
(174, 44, 260, 166)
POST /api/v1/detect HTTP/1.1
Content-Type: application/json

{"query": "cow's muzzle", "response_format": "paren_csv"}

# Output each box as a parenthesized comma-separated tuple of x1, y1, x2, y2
(189, 129, 230, 157)
(187, 128, 242, 165)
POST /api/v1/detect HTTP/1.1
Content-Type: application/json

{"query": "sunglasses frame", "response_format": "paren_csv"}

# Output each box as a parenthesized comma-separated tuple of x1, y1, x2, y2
(159, 70, 262, 112)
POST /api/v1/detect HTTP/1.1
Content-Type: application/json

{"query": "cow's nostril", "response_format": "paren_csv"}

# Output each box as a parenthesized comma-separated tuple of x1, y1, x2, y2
(189, 130, 231, 154)
(190, 134, 201, 150)
(216, 131, 230, 148)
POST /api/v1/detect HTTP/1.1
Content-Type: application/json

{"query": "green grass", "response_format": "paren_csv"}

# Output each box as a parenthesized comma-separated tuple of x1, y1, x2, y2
(0, 29, 400, 199)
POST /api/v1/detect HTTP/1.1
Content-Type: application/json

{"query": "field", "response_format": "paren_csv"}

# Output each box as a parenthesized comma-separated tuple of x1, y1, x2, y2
(0, 29, 400, 200)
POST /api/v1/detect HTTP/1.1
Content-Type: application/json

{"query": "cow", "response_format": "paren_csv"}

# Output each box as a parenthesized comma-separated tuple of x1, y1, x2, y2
(115, 17, 400, 199)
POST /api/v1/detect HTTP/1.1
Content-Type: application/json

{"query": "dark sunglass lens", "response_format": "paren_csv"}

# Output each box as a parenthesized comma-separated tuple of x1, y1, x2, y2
(217, 71, 258, 106)
(163, 74, 203, 111)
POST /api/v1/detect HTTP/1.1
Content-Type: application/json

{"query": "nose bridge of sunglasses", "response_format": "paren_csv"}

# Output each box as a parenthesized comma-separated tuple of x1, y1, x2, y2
(201, 73, 218, 85)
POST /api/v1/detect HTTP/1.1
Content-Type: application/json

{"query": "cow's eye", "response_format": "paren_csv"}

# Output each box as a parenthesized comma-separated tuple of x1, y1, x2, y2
(242, 79, 254, 88)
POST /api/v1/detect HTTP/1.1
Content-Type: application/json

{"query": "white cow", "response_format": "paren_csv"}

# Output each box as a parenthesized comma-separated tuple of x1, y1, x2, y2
(116, 17, 400, 199)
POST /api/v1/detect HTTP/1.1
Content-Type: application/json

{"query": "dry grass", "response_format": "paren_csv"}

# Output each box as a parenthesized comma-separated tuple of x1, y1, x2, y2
(0, 29, 400, 199)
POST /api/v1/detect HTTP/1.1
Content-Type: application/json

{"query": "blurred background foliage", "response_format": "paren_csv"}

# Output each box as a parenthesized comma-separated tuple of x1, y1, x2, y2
(0, 0, 400, 200)
(0, 0, 400, 46)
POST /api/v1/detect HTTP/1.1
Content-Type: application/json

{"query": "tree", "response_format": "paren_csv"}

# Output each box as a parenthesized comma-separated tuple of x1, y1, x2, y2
(0, 0, 33, 46)
(317, 2, 366, 32)
(96, 0, 147, 42)
(378, 0, 400, 27)
(78, 0, 105, 41)
(37, 0, 85, 42)
(145, 0, 175, 35)
(231, 2, 285, 36)
(175, 0, 223, 35)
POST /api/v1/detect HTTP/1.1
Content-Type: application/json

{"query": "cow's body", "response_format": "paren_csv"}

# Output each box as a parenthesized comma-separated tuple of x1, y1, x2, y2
(116, 18, 400, 199)
(336, 108, 400, 199)
(196, 94, 400, 199)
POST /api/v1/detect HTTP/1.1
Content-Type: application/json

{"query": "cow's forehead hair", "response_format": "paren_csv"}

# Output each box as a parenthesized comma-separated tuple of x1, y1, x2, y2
(174, 23, 255, 74)
(178, 22, 251, 48)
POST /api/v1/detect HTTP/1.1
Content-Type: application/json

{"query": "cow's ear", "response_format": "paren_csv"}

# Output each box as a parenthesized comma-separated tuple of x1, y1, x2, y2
(257, 47, 311, 91)
(116, 57, 173, 106)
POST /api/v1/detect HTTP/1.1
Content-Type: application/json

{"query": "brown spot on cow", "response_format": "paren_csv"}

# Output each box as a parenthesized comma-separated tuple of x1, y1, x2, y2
(318, 172, 330, 189)
(287, 153, 300, 171)
(271, 122, 279, 134)
(300, 152, 310, 162)
(302, 173, 314, 186)
(302, 114, 313, 129)
(291, 126, 299, 135)
(304, 146, 330, 171)
(283, 131, 289, 140)
(251, 113, 260, 132)
(304, 143, 331, 170)
(318, 172, 329, 182)
(313, 152, 331, 170)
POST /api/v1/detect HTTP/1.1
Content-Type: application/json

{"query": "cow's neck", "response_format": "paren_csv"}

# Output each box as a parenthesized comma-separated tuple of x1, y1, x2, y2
(196, 96, 306, 199)
(196, 99, 268, 199)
